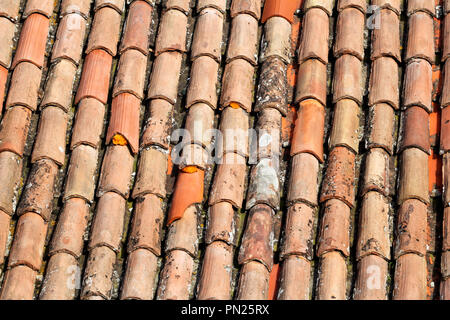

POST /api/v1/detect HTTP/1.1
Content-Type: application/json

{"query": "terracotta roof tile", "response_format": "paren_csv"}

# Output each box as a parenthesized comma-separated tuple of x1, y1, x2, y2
(444, 154, 450, 206)
(329, 99, 360, 153)
(197, 241, 233, 300)
(166, 205, 199, 257)
(197, 0, 226, 13)
(367, 103, 395, 154)
(132, 147, 167, 199)
(60, 0, 92, 19)
(70, 98, 106, 149)
(220, 58, 255, 112)
(294, 59, 327, 107)
(0, 266, 37, 300)
(0, 65, 6, 112)
(97, 145, 134, 198)
(89, 192, 126, 252)
(75, 49, 113, 105)
(287, 153, 320, 207)
(230, 0, 261, 20)
(337, 0, 366, 13)
(407, 0, 436, 16)
(156, 249, 194, 300)
(256, 108, 282, 160)
(208, 153, 247, 208)
(353, 255, 388, 300)
(81, 246, 116, 299)
(205, 202, 235, 245)
(290, 99, 325, 162)
(398, 147, 430, 205)
(442, 278, 450, 299)
(128, 194, 163, 255)
(106, 93, 141, 154)
(0, 152, 22, 215)
(155, 9, 188, 55)
(141, 99, 173, 150)
(0, 0, 21, 21)
(216, 106, 249, 158)
(361, 148, 390, 196)
(316, 251, 347, 300)
(403, 59, 433, 112)
(255, 57, 288, 115)
(49, 198, 90, 257)
(298, 8, 329, 64)
(317, 199, 351, 257)
(441, 60, 450, 107)
(260, 17, 291, 64)
(370, 9, 401, 62)
(236, 261, 270, 300)
(184, 103, 215, 148)
(86, 7, 121, 56)
(303, 0, 334, 16)
(368, 57, 399, 109)
(94, 0, 125, 13)
(0, 17, 16, 68)
(246, 158, 280, 210)
(238, 204, 274, 271)
(442, 251, 450, 279)
(444, 15, 450, 62)
(399, 106, 431, 154)
(372, 0, 401, 15)
(63, 145, 99, 203)
(334, 8, 365, 60)
(278, 256, 311, 300)
(320, 146, 356, 208)
(186, 56, 219, 109)
(226, 13, 258, 65)
(261, 0, 300, 23)
(0, 106, 32, 157)
(147, 51, 183, 104)
(39, 253, 79, 300)
(6, 62, 42, 111)
(165, 0, 190, 13)
(395, 199, 428, 258)
(356, 191, 391, 260)
(51, 13, 87, 65)
(31, 106, 68, 166)
(332, 56, 363, 105)
(405, 12, 435, 64)
(11, 13, 50, 69)
(444, 207, 450, 249)
(280, 203, 315, 260)
(120, 248, 158, 300)
(23, 0, 54, 18)
(8, 212, 47, 271)
(119, 0, 153, 56)
(17, 159, 58, 221)
(179, 143, 210, 170)
(167, 169, 204, 226)
(191, 8, 223, 62)
(0, 210, 10, 264)
(41, 59, 77, 112)
(393, 253, 427, 300)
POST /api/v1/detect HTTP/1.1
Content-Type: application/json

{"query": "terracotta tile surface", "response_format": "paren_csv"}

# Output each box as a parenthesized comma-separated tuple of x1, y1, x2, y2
(191, 8, 223, 62)
(23, 0, 54, 18)
(298, 8, 329, 64)
(0, 18, 16, 68)
(119, 1, 152, 55)
(86, 7, 121, 56)
(155, 9, 188, 55)
(0, 0, 447, 301)
(0, 0, 21, 21)
(260, 17, 292, 64)
(11, 13, 50, 69)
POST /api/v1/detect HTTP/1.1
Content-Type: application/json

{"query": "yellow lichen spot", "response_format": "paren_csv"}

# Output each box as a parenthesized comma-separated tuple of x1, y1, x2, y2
(112, 134, 128, 146)
(182, 166, 198, 173)
(230, 102, 240, 109)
